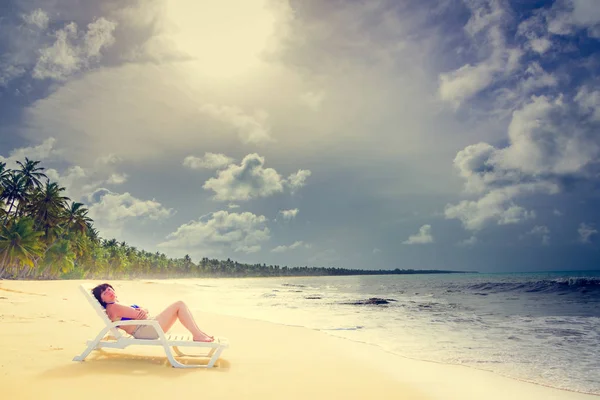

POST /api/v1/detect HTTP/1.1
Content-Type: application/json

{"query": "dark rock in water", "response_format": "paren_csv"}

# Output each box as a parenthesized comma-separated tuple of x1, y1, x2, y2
(305, 296, 322, 300)
(344, 297, 397, 305)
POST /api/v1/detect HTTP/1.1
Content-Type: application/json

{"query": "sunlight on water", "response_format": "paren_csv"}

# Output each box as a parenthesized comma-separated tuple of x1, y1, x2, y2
(175, 272, 600, 395)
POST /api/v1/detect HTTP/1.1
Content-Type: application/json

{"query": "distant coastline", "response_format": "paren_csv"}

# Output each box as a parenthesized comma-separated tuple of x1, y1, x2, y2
(0, 158, 474, 281)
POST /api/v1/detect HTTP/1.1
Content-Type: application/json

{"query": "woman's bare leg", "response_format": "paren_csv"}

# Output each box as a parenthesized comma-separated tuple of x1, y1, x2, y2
(154, 301, 214, 342)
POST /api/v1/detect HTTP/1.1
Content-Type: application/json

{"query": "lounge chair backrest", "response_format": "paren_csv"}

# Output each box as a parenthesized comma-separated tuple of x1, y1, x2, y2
(79, 284, 123, 339)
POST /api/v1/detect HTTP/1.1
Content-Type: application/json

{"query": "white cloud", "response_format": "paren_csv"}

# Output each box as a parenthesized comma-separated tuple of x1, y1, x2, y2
(498, 204, 536, 225)
(32, 18, 116, 81)
(271, 241, 308, 253)
(578, 223, 597, 244)
(95, 153, 121, 166)
(279, 208, 299, 220)
(445, 184, 542, 230)
(0, 137, 130, 203)
(183, 153, 235, 170)
(528, 37, 552, 54)
(83, 18, 117, 59)
(203, 153, 310, 201)
(528, 225, 550, 245)
(17, 0, 462, 175)
(519, 63, 557, 94)
(403, 224, 434, 245)
(199, 104, 271, 144)
(372, 247, 382, 254)
(452, 142, 499, 194)
(553, 209, 563, 216)
(459, 236, 478, 246)
(575, 87, 600, 121)
(438, 1, 521, 107)
(285, 169, 312, 193)
(46, 166, 94, 201)
(44, 153, 128, 202)
(158, 211, 270, 256)
(106, 173, 128, 185)
(23, 9, 49, 30)
(439, 63, 495, 108)
(517, 14, 553, 55)
(446, 93, 599, 231)
(0, 64, 26, 87)
(87, 189, 173, 239)
(33, 22, 80, 80)
(547, 0, 600, 38)
(0, 137, 60, 169)
(501, 95, 598, 175)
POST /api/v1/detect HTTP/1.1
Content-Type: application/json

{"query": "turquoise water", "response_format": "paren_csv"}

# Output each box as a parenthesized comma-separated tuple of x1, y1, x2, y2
(176, 271, 600, 395)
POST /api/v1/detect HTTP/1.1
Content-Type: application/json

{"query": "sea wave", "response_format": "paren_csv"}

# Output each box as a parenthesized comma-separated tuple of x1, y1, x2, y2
(465, 277, 600, 294)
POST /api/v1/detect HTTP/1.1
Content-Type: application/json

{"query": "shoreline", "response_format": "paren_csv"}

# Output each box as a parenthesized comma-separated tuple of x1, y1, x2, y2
(1, 279, 597, 400)
(330, 334, 599, 397)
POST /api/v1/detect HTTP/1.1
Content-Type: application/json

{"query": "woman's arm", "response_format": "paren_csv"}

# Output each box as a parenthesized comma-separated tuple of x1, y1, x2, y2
(106, 303, 147, 320)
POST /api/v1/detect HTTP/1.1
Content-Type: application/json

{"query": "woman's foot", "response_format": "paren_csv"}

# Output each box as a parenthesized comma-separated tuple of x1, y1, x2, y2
(193, 333, 215, 342)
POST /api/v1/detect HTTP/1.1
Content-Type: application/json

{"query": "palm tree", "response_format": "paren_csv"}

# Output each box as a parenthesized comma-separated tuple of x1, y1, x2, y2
(104, 240, 128, 278)
(0, 161, 10, 195)
(63, 202, 92, 234)
(14, 158, 47, 218)
(16, 158, 46, 192)
(86, 224, 101, 245)
(41, 239, 75, 277)
(27, 180, 70, 239)
(0, 217, 44, 278)
(1, 172, 27, 223)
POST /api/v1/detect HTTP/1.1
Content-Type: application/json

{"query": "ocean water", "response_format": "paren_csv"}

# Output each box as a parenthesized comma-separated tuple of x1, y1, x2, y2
(172, 271, 600, 395)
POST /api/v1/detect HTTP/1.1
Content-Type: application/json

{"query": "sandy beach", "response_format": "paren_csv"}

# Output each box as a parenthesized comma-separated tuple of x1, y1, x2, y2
(0, 279, 597, 400)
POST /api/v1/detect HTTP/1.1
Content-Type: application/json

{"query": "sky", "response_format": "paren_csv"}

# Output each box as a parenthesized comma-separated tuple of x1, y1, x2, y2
(1, 0, 599, 272)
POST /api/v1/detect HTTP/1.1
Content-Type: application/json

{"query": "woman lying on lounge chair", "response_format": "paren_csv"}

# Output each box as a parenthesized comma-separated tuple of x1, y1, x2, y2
(92, 283, 214, 342)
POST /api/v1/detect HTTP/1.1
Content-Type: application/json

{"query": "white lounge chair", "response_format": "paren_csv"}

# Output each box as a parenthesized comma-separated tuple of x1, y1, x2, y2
(73, 284, 229, 368)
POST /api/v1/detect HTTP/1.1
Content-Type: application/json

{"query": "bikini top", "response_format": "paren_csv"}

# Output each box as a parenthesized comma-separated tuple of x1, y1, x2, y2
(105, 302, 139, 321)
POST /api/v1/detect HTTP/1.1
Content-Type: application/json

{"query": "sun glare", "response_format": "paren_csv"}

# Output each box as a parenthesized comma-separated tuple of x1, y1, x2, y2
(165, 0, 278, 78)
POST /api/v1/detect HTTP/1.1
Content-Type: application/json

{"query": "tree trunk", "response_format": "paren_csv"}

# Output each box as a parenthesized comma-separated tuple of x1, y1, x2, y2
(18, 266, 28, 279)
(3, 199, 16, 224)
(0, 250, 9, 274)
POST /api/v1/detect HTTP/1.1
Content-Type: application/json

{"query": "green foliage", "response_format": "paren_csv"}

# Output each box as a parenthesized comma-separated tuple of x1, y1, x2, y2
(42, 239, 76, 275)
(0, 217, 45, 276)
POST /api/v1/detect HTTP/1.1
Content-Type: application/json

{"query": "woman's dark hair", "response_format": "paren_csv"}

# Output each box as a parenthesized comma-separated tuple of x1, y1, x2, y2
(92, 283, 114, 308)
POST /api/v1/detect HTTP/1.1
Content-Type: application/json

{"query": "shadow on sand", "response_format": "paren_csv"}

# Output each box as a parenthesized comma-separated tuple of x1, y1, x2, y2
(40, 349, 231, 379)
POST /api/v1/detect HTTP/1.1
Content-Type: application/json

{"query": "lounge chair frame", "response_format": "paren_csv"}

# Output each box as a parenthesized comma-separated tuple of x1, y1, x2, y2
(73, 284, 229, 368)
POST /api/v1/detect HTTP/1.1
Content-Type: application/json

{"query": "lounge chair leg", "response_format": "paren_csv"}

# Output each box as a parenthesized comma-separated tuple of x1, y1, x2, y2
(172, 346, 185, 357)
(162, 342, 198, 368)
(167, 344, 224, 368)
(207, 348, 224, 368)
(73, 327, 110, 362)
(172, 346, 216, 358)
